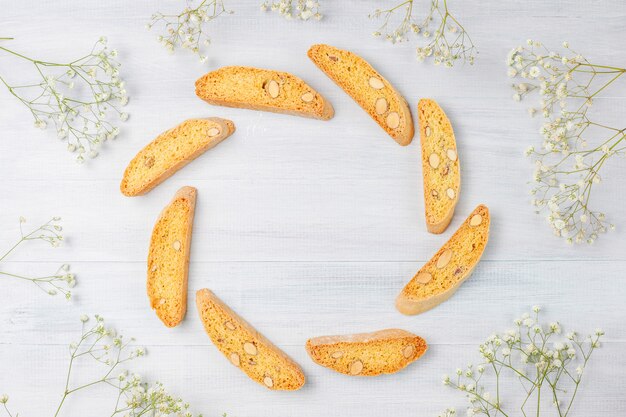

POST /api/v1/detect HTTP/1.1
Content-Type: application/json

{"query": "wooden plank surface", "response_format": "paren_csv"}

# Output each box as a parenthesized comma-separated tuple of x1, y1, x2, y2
(1, 1, 625, 416)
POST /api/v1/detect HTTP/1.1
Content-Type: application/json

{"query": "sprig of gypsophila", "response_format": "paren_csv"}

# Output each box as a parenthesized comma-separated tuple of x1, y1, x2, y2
(0, 216, 75, 299)
(148, 0, 233, 63)
(369, 0, 476, 67)
(0, 37, 128, 163)
(0, 315, 202, 417)
(439, 306, 604, 417)
(260, 0, 322, 21)
(508, 40, 626, 244)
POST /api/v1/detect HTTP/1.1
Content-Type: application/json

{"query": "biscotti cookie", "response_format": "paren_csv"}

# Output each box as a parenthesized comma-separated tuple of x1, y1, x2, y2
(196, 289, 305, 391)
(306, 329, 427, 376)
(396, 204, 490, 315)
(121, 118, 235, 196)
(147, 186, 197, 327)
(419, 99, 460, 234)
(307, 44, 414, 146)
(195, 66, 334, 120)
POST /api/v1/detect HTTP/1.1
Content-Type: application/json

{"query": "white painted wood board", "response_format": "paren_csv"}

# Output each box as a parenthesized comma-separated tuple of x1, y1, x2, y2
(1, 1, 625, 416)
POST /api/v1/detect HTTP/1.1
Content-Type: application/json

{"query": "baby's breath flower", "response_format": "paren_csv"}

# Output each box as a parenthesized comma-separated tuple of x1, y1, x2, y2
(149, 0, 232, 62)
(0, 38, 128, 162)
(509, 41, 625, 243)
(370, 0, 476, 67)
(2, 315, 202, 417)
(0, 217, 74, 299)
(442, 307, 604, 417)
(437, 408, 456, 417)
(261, 1, 322, 21)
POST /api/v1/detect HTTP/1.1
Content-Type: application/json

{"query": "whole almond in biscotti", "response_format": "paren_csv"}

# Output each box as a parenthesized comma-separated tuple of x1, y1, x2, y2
(396, 204, 490, 316)
(196, 289, 305, 391)
(306, 329, 427, 376)
(120, 118, 235, 196)
(195, 66, 334, 120)
(307, 44, 414, 146)
(419, 99, 460, 234)
(147, 186, 197, 327)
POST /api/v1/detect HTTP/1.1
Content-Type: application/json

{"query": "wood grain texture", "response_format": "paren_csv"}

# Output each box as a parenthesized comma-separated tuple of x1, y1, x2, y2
(1, 1, 625, 416)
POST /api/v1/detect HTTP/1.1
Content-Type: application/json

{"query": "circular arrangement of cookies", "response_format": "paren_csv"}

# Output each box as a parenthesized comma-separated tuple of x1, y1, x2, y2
(120, 43, 490, 391)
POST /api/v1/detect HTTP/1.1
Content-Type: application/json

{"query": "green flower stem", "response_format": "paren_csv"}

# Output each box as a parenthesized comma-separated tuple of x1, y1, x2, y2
(0, 219, 58, 262)
(0, 218, 71, 298)
(0, 271, 61, 283)
(1, 405, 13, 417)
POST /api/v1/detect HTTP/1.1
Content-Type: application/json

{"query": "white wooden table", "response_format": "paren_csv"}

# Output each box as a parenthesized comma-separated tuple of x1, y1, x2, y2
(1, 1, 625, 416)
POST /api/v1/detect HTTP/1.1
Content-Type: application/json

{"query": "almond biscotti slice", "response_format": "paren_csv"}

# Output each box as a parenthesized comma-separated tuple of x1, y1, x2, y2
(397, 204, 490, 316)
(307, 44, 414, 146)
(196, 289, 305, 391)
(419, 99, 460, 234)
(306, 329, 427, 377)
(195, 66, 334, 120)
(147, 186, 197, 327)
(120, 118, 235, 196)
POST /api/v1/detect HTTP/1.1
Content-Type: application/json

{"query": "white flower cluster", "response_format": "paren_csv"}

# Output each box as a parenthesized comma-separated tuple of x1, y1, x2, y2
(148, 0, 232, 62)
(441, 306, 604, 417)
(1, 315, 201, 417)
(508, 40, 625, 244)
(369, 0, 476, 67)
(437, 408, 456, 417)
(0, 37, 128, 163)
(260, 0, 322, 21)
(0, 217, 75, 299)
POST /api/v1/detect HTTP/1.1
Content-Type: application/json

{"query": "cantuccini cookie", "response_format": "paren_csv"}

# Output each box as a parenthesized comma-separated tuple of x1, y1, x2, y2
(147, 186, 197, 327)
(419, 99, 460, 234)
(196, 289, 306, 391)
(195, 66, 334, 120)
(308, 44, 414, 145)
(121, 118, 235, 196)
(306, 329, 427, 376)
(397, 205, 490, 315)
